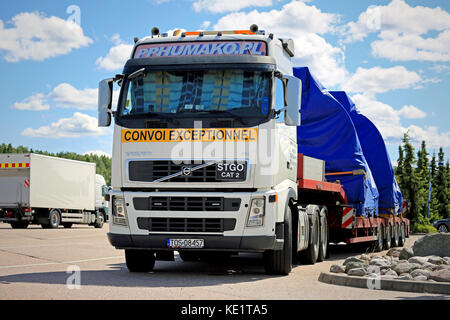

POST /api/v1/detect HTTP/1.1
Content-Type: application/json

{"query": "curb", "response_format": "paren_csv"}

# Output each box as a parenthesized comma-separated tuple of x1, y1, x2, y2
(318, 272, 450, 295)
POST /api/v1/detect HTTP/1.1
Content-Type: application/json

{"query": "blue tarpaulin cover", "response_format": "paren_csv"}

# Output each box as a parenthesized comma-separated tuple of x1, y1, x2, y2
(293, 67, 379, 216)
(330, 91, 403, 215)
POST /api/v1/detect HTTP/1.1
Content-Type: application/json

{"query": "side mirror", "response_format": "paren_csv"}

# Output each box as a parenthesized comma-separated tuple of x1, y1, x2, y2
(283, 75, 301, 126)
(98, 78, 114, 127)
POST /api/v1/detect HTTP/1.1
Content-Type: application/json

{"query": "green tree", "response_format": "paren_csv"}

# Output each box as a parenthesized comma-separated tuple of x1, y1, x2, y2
(415, 141, 429, 224)
(435, 148, 448, 219)
(400, 133, 421, 225)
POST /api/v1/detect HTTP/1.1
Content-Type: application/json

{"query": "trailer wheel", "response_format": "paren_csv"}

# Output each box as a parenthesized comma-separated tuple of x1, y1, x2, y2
(263, 203, 293, 275)
(299, 205, 320, 265)
(94, 213, 105, 228)
(47, 210, 61, 229)
(398, 223, 406, 247)
(317, 207, 328, 262)
(372, 223, 384, 252)
(10, 221, 29, 229)
(392, 223, 400, 247)
(125, 249, 156, 272)
(384, 224, 392, 250)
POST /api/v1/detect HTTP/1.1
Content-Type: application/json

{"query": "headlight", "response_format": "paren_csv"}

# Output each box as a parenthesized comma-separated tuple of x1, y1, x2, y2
(247, 198, 265, 227)
(112, 196, 128, 226)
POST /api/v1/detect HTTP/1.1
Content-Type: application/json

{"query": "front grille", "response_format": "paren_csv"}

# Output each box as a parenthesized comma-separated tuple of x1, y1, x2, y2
(133, 196, 241, 211)
(137, 217, 236, 233)
(128, 160, 246, 183)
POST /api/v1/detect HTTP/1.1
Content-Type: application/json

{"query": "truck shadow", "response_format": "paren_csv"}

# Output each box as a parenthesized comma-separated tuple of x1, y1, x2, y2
(0, 254, 278, 288)
(0, 245, 372, 288)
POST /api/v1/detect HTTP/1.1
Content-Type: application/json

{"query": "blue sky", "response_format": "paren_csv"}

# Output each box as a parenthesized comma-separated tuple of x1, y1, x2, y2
(0, 0, 449, 162)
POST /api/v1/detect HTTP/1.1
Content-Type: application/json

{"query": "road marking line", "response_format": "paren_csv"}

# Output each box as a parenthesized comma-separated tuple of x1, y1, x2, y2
(0, 256, 123, 269)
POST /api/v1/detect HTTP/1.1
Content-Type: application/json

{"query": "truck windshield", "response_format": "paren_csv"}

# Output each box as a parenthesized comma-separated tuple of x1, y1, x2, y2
(119, 70, 271, 118)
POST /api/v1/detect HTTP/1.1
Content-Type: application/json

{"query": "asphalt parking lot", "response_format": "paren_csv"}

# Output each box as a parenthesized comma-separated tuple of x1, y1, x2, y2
(0, 223, 448, 300)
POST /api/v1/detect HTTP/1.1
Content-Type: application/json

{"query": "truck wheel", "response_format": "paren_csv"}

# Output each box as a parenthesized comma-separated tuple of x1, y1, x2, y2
(94, 213, 105, 229)
(398, 223, 406, 247)
(48, 210, 61, 229)
(392, 222, 400, 247)
(299, 205, 320, 264)
(125, 249, 156, 272)
(384, 224, 392, 250)
(10, 221, 29, 229)
(372, 223, 384, 252)
(263, 203, 293, 275)
(62, 223, 73, 228)
(179, 251, 201, 262)
(317, 207, 328, 262)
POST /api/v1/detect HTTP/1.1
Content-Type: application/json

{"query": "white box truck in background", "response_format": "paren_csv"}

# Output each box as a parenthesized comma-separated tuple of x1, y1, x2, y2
(0, 153, 109, 229)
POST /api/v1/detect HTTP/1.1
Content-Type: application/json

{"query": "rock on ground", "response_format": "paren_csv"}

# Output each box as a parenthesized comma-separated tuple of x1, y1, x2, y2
(397, 274, 413, 281)
(408, 256, 428, 265)
(399, 247, 414, 260)
(413, 233, 450, 257)
(348, 268, 367, 276)
(393, 262, 421, 275)
(330, 264, 345, 273)
(413, 275, 428, 281)
(427, 256, 444, 265)
(429, 269, 450, 282)
(345, 261, 367, 273)
(343, 256, 365, 266)
(410, 269, 431, 279)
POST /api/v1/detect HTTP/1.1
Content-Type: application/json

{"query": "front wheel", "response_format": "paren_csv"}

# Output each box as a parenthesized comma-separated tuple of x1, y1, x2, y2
(263, 204, 293, 275)
(125, 250, 156, 272)
(46, 209, 61, 229)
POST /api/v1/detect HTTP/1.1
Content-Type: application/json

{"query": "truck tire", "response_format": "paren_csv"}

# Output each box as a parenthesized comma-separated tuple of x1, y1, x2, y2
(299, 205, 320, 264)
(94, 213, 105, 229)
(392, 222, 400, 247)
(125, 249, 156, 272)
(10, 221, 29, 229)
(372, 223, 384, 252)
(263, 203, 293, 275)
(47, 209, 61, 229)
(398, 223, 406, 247)
(384, 224, 392, 250)
(317, 207, 328, 262)
(179, 251, 201, 262)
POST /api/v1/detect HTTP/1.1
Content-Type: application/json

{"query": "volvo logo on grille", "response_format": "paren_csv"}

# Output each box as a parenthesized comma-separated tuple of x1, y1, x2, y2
(181, 166, 192, 176)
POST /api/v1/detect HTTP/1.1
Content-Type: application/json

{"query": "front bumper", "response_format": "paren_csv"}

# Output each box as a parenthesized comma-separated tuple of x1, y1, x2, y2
(107, 233, 281, 252)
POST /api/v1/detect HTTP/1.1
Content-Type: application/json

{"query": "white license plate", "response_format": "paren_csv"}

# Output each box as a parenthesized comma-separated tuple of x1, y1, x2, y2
(167, 238, 204, 248)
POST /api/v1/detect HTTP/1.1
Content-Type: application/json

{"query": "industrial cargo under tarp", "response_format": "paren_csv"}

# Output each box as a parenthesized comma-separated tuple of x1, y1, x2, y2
(330, 91, 403, 215)
(293, 67, 379, 217)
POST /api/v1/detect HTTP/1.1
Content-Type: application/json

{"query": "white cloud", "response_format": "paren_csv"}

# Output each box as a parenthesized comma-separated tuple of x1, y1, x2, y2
(0, 11, 92, 62)
(96, 43, 133, 71)
(84, 150, 111, 158)
(352, 94, 449, 147)
(10, 93, 50, 111)
(397, 105, 427, 119)
(342, 0, 450, 62)
(193, 0, 275, 13)
(200, 21, 211, 30)
(22, 112, 109, 138)
(214, 1, 346, 87)
(343, 66, 422, 98)
(49, 83, 98, 110)
(10, 83, 120, 112)
(430, 64, 450, 74)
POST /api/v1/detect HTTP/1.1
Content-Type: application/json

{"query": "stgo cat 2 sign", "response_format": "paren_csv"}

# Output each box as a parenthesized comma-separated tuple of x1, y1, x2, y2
(134, 41, 267, 58)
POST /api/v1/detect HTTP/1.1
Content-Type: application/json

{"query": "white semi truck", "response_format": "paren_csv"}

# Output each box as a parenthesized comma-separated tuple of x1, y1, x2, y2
(0, 153, 109, 229)
(99, 26, 409, 275)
